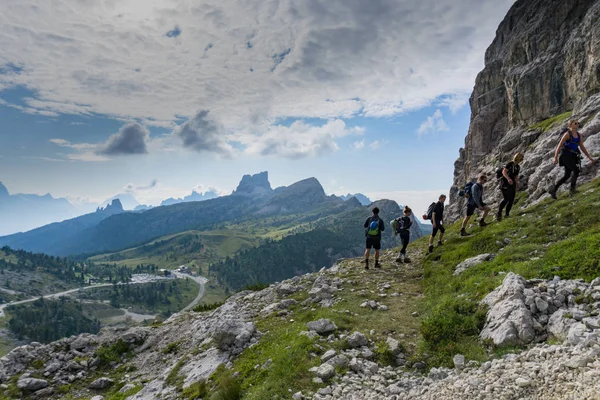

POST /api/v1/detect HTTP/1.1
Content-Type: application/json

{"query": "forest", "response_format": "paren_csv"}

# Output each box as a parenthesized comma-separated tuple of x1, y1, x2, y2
(6, 297, 100, 343)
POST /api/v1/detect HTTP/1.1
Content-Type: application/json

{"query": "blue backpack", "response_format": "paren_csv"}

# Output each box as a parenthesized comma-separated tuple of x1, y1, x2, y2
(458, 182, 474, 198)
(367, 218, 380, 236)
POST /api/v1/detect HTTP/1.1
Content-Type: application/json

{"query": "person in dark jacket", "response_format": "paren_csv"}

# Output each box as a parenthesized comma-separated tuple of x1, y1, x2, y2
(363, 207, 385, 269)
(461, 174, 490, 236)
(394, 206, 413, 263)
(549, 119, 596, 199)
(497, 152, 524, 221)
(427, 195, 446, 254)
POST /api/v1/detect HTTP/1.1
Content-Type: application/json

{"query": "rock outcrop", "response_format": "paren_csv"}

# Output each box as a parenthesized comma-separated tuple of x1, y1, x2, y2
(447, 0, 600, 221)
(480, 272, 600, 347)
(232, 171, 273, 196)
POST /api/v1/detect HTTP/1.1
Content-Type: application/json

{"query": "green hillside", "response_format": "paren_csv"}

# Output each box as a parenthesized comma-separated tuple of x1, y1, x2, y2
(200, 179, 600, 398)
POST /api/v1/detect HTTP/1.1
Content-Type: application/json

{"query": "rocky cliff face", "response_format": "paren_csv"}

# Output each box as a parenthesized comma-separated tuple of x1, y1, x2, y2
(447, 0, 600, 220)
(232, 171, 273, 196)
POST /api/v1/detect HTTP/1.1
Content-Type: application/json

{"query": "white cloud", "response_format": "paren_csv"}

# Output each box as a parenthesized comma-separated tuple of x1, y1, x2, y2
(49, 138, 110, 162)
(369, 140, 381, 150)
(418, 109, 449, 137)
(0, 0, 514, 155)
(351, 139, 365, 150)
(242, 119, 363, 159)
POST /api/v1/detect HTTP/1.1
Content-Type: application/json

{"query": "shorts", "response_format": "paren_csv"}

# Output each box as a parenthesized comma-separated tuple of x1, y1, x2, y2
(431, 223, 445, 237)
(366, 237, 381, 250)
(466, 203, 486, 216)
(467, 203, 477, 216)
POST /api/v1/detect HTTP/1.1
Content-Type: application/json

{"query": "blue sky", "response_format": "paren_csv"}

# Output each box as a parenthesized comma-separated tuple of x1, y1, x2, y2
(0, 0, 515, 215)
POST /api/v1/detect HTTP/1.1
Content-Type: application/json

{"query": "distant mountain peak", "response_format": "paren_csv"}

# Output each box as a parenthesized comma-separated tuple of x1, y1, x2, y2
(98, 199, 124, 214)
(0, 181, 8, 197)
(339, 193, 371, 206)
(233, 171, 272, 196)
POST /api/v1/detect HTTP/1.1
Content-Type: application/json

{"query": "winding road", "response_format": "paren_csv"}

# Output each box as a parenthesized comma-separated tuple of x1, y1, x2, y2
(0, 273, 207, 318)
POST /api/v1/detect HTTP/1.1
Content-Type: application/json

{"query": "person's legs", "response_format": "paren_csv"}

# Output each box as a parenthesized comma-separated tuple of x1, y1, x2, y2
(428, 227, 438, 253)
(505, 187, 516, 216)
(461, 204, 474, 235)
(374, 241, 381, 267)
(552, 167, 572, 196)
(570, 169, 580, 194)
(498, 188, 509, 219)
(364, 239, 372, 269)
(438, 225, 445, 245)
(400, 231, 411, 262)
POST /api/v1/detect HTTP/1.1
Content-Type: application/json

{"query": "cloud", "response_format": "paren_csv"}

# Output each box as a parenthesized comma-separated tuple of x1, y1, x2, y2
(242, 119, 363, 159)
(98, 122, 149, 155)
(22, 156, 65, 162)
(49, 138, 109, 162)
(351, 139, 365, 150)
(175, 110, 233, 156)
(0, 0, 514, 137)
(418, 109, 449, 136)
(369, 140, 381, 150)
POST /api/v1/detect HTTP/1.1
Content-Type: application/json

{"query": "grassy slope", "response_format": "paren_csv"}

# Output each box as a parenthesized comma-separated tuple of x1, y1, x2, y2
(199, 248, 425, 399)
(419, 178, 600, 366)
(194, 179, 600, 398)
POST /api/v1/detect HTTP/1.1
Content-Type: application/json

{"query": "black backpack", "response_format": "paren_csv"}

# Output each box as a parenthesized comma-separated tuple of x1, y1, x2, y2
(424, 202, 436, 220)
(495, 167, 504, 179)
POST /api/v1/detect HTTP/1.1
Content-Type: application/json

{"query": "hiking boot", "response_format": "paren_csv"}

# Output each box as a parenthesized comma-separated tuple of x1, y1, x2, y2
(548, 186, 557, 200)
(395, 256, 404, 263)
(504, 213, 510, 218)
(427, 245, 434, 254)
(374, 262, 382, 269)
(437, 240, 443, 246)
(460, 228, 470, 237)
(569, 189, 578, 197)
(364, 260, 369, 270)
(479, 219, 488, 227)
(403, 257, 411, 263)
(496, 212, 502, 222)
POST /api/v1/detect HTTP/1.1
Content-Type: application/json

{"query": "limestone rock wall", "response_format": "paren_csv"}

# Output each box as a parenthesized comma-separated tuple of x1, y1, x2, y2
(447, 0, 600, 221)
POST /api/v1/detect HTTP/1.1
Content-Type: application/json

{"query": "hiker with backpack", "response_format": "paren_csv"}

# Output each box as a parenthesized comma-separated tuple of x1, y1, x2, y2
(363, 207, 385, 269)
(549, 119, 596, 199)
(427, 195, 446, 254)
(460, 174, 490, 236)
(392, 206, 413, 263)
(496, 152, 524, 221)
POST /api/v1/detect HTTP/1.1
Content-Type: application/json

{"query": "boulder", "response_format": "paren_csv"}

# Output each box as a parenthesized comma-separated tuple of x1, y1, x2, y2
(89, 377, 115, 390)
(315, 363, 335, 380)
(17, 378, 48, 392)
(306, 319, 337, 335)
(454, 254, 496, 276)
(346, 332, 368, 348)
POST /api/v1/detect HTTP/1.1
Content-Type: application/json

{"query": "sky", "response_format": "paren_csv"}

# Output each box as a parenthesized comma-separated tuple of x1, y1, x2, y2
(0, 0, 515, 217)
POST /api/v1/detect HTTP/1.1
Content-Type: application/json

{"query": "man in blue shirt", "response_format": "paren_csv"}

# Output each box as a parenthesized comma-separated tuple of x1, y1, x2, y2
(460, 174, 491, 236)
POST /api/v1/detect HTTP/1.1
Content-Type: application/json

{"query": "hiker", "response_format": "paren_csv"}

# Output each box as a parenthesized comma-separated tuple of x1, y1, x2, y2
(427, 195, 446, 254)
(393, 206, 413, 263)
(461, 174, 490, 236)
(497, 152, 524, 221)
(363, 207, 385, 269)
(549, 119, 596, 199)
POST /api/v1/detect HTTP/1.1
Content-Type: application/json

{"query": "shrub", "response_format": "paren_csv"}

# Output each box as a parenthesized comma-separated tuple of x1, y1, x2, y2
(193, 302, 224, 312)
(95, 339, 131, 367)
(240, 282, 268, 292)
(182, 379, 208, 400)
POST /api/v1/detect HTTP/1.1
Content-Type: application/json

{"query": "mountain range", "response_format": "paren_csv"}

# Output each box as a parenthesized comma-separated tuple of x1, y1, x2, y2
(0, 181, 81, 236)
(339, 193, 372, 205)
(0, 172, 427, 257)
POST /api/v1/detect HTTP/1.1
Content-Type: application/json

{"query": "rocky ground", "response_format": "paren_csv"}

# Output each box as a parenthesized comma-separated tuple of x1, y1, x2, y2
(0, 246, 599, 399)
